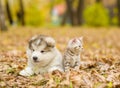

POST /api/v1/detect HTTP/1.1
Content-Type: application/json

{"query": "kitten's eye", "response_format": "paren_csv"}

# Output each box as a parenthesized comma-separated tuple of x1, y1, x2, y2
(79, 45, 81, 47)
(41, 50, 45, 53)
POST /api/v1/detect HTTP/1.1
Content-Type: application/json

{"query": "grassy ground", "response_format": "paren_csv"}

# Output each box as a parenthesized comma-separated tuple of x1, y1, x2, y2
(0, 27, 120, 88)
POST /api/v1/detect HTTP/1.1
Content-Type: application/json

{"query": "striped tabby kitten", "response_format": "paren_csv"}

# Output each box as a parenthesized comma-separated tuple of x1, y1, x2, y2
(63, 37, 83, 72)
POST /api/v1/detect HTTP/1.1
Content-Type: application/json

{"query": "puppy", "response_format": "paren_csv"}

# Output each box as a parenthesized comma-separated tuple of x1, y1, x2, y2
(19, 35, 63, 76)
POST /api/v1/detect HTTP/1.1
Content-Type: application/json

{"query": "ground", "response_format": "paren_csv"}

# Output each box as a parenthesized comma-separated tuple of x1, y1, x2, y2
(0, 27, 120, 88)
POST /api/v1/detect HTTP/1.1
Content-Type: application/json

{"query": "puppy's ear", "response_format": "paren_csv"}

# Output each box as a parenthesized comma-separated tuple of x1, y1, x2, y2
(28, 35, 38, 49)
(29, 35, 38, 42)
(45, 37, 55, 47)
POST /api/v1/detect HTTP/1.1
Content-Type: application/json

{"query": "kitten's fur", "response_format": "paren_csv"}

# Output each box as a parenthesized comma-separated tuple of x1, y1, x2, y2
(63, 37, 83, 72)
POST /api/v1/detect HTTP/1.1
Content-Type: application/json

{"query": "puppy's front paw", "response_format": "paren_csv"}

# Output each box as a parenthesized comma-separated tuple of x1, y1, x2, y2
(19, 67, 34, 76)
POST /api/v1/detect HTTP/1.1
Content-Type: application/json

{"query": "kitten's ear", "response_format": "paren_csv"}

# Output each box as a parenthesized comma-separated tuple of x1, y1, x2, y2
(79, 36, 83, 42)
(45, 37, 56, 47)
(72, 38, 77, 43)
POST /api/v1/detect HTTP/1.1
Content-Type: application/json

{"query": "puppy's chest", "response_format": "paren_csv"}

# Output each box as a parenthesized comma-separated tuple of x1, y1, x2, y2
(32, 66, 49, 74)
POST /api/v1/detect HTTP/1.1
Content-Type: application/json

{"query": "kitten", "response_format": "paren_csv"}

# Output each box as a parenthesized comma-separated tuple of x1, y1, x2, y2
(63, 37, 83, 72)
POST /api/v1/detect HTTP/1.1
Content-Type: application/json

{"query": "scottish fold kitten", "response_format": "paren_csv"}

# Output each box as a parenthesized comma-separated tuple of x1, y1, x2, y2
(63, 37, 83, 72)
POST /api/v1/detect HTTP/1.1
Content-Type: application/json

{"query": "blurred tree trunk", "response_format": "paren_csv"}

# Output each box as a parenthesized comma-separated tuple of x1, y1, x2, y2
(17, 0, 25, 25)
(96, 0, 101, 3)
(66, 0, 74, 26)
(61, 11, 68, 26)
(0, 0, 7, 31)
(5, 0, 13, 25)
(107, 6, 114, 25)
(77, 0, 84, 25)
(117, 0, 120, 26)
(50, 0, 55, 13)
(62, 0, 84, 26)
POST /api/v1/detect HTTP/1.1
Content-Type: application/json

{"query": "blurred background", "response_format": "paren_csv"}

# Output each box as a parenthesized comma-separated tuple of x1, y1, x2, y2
(0, 1, 120, 87)
(0, 0, 120, 30)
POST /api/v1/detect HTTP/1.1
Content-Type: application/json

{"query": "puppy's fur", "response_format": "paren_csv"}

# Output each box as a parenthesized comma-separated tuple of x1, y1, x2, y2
(19, 35, 63, 76)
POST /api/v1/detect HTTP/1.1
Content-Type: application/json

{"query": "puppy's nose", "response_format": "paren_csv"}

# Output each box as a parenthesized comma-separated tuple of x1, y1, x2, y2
(33, 56, 38, 61)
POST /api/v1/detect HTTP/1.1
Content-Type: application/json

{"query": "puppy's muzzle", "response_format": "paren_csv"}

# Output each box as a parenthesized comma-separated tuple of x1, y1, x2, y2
(33, 56, 38, 61)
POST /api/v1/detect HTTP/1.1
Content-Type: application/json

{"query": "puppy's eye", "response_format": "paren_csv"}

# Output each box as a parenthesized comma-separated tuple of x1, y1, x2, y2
(32, 49, 35, 52)
(79, 45, 81, 47)
(41, 50, 45, 53)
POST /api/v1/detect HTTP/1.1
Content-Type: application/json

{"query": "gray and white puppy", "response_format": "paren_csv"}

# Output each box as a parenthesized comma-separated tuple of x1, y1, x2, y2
(19, 35, 63, 76)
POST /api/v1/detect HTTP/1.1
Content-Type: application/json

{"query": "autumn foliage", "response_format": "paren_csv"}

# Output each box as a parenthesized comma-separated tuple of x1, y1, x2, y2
(0, 27, 120, 87)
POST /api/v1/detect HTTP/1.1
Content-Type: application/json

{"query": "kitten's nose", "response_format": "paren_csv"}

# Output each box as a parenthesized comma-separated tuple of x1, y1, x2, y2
(33, 56, 38, 61)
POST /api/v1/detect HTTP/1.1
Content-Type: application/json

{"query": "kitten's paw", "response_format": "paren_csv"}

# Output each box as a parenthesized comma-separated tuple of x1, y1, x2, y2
(19, 67, 34, 76)
(64, 69, 70, 72)
(64, 66, 71, 72)
(74, 66, 80, 71)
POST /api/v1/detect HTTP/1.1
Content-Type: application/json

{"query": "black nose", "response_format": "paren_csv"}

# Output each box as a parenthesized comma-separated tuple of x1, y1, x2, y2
(33, 57, 38, 61)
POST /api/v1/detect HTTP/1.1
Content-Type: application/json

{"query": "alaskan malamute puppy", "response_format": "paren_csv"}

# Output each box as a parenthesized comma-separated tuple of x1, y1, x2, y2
(19, 35, 63, 76)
